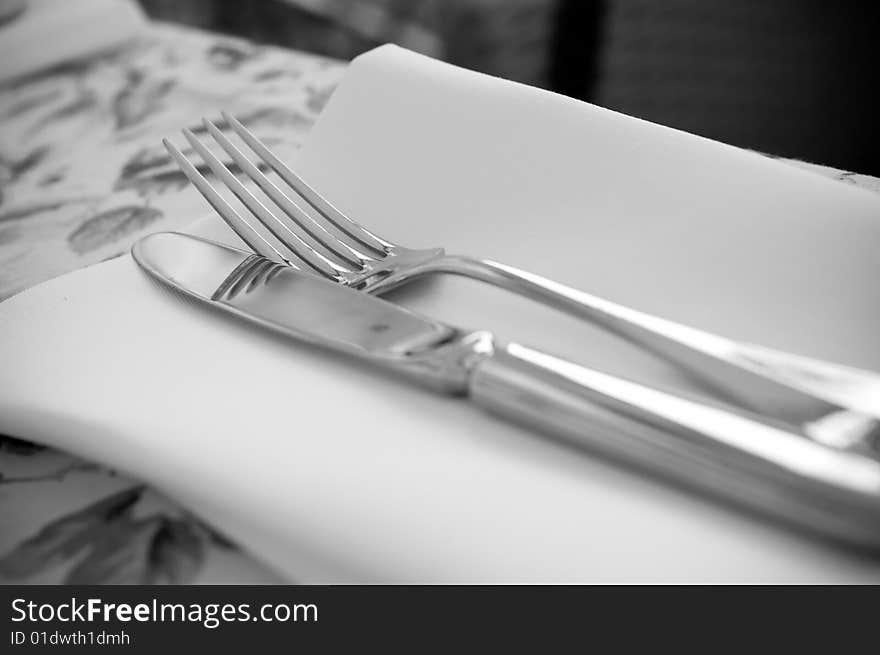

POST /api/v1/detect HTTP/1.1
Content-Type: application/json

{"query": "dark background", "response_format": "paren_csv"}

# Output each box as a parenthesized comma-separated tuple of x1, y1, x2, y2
(139, 0, 879, 175)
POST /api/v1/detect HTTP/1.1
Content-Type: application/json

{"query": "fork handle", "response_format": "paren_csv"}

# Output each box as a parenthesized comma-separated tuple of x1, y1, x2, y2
(469, 341, 880, 547)
(438, 255, 880, 425)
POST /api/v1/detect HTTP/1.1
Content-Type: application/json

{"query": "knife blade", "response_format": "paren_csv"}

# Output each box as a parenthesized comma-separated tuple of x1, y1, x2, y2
(133, 232, 880, 548)
(132, 230, 491, 394)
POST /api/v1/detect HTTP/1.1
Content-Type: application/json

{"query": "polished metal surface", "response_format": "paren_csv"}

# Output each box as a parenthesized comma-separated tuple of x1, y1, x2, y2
(470, 343, 880, 548)
(165, 114, 880, 455)
(134, 232, 880, 547)
(132, 232, 484, 393)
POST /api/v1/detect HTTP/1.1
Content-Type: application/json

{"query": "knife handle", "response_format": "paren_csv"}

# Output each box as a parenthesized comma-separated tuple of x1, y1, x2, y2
(468, 341, 880, 548)
(437, 256, 880, 429)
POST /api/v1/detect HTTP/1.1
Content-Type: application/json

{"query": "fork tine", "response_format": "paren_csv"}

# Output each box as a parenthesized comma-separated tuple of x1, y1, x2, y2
(202, 118, 367, 269)
(181, 128, 345, 281)
(222, 111, 391, 256)
(162, 138, 291, 265)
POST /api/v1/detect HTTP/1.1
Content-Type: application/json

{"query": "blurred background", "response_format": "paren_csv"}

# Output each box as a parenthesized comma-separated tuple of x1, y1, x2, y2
(133, 0, 880, 175)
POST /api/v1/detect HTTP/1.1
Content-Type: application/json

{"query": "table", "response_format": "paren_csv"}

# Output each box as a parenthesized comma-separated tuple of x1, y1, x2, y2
(1, 19, 878, 584)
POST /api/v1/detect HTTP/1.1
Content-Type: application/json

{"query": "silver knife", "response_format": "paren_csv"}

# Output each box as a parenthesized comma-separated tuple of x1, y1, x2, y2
(133, 232, 880, 548)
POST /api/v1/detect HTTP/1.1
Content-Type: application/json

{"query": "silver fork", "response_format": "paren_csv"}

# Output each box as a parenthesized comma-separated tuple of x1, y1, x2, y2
(163, 112, 880, 448)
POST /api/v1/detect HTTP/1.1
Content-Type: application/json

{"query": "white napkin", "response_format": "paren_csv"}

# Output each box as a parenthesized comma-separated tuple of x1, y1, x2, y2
(3, 45, 880, 582)
(0, 0, 146, 84)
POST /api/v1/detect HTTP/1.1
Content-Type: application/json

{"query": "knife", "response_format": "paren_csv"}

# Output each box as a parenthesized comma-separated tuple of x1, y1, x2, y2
(133, 232, 880, 548)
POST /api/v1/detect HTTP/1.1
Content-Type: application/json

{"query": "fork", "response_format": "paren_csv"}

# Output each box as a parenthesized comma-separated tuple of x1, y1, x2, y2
(163, 112, 880, 450)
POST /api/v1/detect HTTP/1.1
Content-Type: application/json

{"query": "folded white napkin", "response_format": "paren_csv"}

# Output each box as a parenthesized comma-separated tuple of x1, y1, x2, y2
(3, 45, 880, 582)
(0, 0, 146, 84)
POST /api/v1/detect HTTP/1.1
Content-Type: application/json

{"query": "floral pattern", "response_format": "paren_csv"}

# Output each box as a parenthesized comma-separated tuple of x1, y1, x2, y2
(1, 19, 878, 585)
(0, 21, 345, 584)
(0, 484, 205, 585)
(0, 21, 344, 301)
(0, 434, 280, 584)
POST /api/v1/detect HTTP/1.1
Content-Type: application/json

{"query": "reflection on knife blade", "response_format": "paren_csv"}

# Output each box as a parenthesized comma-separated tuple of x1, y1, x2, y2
(133, 232, 880, 549)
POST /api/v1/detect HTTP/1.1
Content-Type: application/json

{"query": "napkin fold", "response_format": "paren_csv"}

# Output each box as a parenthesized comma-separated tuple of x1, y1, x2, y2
(3, 45, 880, 582)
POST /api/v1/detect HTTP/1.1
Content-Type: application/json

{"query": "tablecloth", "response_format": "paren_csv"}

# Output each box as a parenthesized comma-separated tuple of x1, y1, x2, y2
(1, 19, 878, 584)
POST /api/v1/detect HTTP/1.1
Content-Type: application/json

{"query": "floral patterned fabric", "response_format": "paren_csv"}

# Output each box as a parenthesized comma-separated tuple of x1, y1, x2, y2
(0, 21, 344, 584)
(1, 19, 878, 585)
